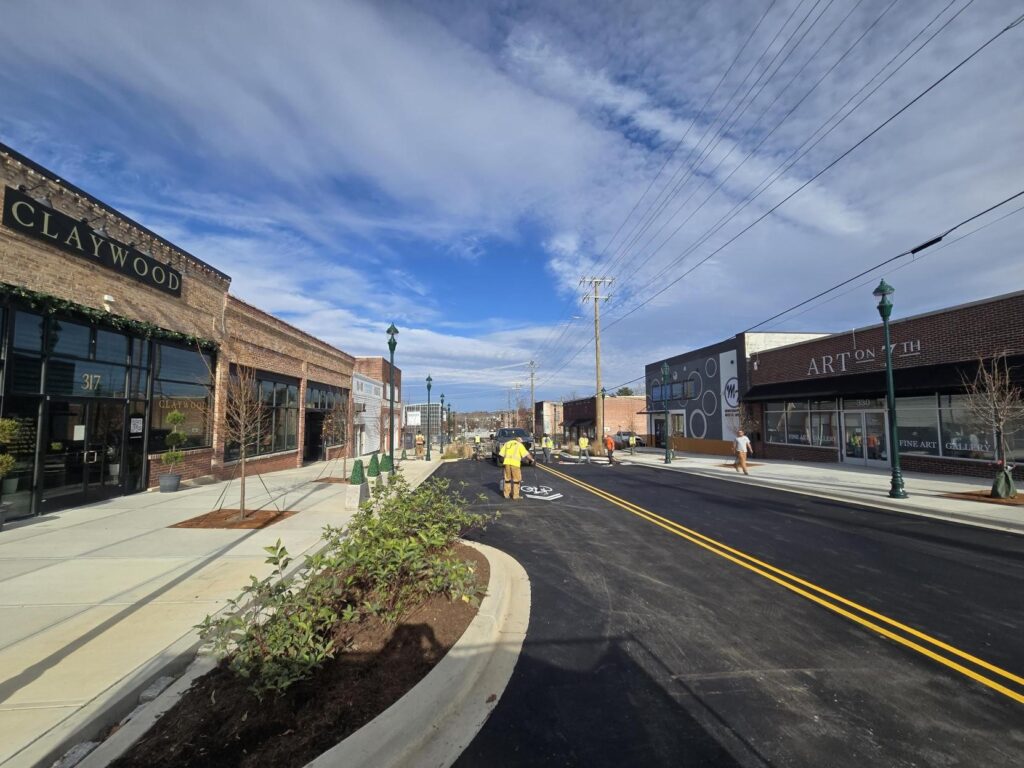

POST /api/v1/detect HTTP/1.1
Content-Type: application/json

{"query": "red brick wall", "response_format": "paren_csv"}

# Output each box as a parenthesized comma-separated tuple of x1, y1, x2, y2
(752, 293, 1024, 386)
(147, 448, 216, 488)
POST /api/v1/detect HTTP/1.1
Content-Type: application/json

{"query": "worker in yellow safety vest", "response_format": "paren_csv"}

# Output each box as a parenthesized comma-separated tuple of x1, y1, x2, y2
(473, 434, 482, 461)
(499, 436, 534, 499)
(577, 434, 590, 464)
(541, 434, 554, 464)
(628, 434, 636, 455)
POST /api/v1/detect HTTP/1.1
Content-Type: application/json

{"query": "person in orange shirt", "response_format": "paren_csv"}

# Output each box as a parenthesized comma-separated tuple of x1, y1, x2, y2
(604, 433, 616, 465)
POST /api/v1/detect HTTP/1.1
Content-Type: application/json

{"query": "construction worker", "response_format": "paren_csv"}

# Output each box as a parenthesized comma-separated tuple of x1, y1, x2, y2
(473, 434, 482, 461)
(604, 433, 616, 464)
(541, 433, 554, 464)
(415, 430, 425, 459)
(500, 436, 533, 500)
(578, 434, 590, 464)
(628, 433, 636, 455)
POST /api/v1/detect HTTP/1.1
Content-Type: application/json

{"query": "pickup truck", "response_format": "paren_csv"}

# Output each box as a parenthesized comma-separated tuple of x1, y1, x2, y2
(491, 428, 534, 465)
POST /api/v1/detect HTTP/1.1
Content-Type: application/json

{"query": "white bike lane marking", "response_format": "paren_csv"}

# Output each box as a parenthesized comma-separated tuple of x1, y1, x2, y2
(519, 484, 564, 501)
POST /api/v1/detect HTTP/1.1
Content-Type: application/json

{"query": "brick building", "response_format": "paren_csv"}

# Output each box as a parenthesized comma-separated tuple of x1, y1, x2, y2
(562, 395, 646, 444)
(743, 291, 1024, 478)
(0, 143, 388, 520)
(354, 356, 402, 455)
(644, 332, 824, 454)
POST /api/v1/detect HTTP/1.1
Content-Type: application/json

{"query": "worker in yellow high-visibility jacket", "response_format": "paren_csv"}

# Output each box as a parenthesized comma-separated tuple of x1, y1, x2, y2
(541, 434, 554, 464)
(577, 435, 590, 464)
(499, 437, 533, 500)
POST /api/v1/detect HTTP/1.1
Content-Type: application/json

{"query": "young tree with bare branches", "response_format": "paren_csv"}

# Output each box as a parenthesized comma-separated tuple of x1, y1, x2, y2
(321, 391, 352, 477)
(962, 352, 1024, 497)
(220, 364, 270, 518)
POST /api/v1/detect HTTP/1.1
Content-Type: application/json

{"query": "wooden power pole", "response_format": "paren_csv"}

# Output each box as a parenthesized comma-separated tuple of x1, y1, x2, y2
(581, 277, 612, 443)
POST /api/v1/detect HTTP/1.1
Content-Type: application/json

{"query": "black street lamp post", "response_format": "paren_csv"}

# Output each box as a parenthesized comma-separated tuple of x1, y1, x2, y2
(386, 324, 398, 470)
(661, 361, 672, 465)
(873, 279, 907, 499)
(439, 394, 445, 450)
(426, 375, 433, 461)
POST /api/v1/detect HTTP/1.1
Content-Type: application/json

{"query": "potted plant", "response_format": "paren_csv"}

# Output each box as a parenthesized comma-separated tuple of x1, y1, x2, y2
(159, 410, 188, 493)
(0, 418, 18, 527)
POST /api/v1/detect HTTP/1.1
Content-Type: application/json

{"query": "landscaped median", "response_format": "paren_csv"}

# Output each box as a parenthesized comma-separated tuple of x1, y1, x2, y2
(75, 476, 530, 768)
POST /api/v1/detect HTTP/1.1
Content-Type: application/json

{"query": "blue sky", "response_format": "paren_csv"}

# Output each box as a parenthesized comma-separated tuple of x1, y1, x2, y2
(2, 0, 1022, 410)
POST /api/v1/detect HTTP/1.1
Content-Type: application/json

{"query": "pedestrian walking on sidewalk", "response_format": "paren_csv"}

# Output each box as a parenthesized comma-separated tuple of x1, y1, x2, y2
(734, 429, 752, 475)
(578, 434, 591, 463)
(604, 433, 616, 464)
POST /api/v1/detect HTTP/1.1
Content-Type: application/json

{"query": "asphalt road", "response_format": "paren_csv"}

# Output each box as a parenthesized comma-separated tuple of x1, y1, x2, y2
(441, 457, 1024, 767)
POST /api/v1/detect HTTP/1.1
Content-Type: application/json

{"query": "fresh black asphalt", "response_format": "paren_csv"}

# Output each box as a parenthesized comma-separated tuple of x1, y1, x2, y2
(441, 457, 1024, 767)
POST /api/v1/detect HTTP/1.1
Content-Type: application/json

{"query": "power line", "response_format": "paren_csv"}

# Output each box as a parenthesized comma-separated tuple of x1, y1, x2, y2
(604, 5, 1021, 333)
(604, 0, 893, 294)
(608, 0, 971, 311)
(745, 188, 1024, 331)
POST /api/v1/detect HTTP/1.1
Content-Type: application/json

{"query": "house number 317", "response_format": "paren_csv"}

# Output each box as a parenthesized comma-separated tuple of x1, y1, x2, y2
(81, 374, 102, 390)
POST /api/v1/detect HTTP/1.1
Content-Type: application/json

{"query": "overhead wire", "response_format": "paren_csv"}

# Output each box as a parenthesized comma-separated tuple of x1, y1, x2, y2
(603, 3, 1019, 334)
(746, 188, 1024, 331)
(610, 0, 971, 310)
(603, 0, 889, 296)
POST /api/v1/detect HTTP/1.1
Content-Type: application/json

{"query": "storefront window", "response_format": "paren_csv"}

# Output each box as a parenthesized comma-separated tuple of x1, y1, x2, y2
(785, 402, 810, 445)
(1005, 415, 1024, 463)
(0, 396, 40, 519)
(150, 343, 214, 452)
(809, 412, 837, 447)
(13, 311, 43, 353)
(895, 396, 940, 456)
(50, 319, 91, 358)
(939, 394, 994, 460)
(765, 402, 786, 444)
(671, 413, 686, 437)
(95, 329, 128, 363)
(45, 359, 128, 398)
(225, 371, 299, 461)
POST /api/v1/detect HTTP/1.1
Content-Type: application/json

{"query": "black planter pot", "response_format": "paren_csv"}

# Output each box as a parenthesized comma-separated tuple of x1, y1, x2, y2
(159, 473, 182, 493)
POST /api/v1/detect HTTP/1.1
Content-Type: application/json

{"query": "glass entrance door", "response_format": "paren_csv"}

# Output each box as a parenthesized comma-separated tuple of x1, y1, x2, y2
(842, 411, 889, 467)
(41, 400, 126, 512)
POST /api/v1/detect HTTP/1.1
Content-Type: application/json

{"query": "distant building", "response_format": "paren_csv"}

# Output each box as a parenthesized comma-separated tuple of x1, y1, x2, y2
(562, 395, 647, 443)
(534, 400, 562, 441)
(355, 356, 402, 455)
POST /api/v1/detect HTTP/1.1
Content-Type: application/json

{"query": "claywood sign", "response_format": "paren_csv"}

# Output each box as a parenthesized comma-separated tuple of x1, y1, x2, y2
(3, 186, 182, 296)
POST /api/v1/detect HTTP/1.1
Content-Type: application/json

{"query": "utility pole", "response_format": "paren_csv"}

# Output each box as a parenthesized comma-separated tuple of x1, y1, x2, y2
(581, 277, 613, 443)
(513, 382, 522, 429)
(529, 360, 536, 436)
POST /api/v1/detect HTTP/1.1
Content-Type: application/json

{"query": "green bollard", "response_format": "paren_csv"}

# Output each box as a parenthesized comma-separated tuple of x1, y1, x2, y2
(349, 459, 365, 485)
(367, 453, 380, 477)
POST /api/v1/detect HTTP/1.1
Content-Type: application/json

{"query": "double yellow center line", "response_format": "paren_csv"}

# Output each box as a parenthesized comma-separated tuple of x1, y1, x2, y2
(540, 464, 1024, 704)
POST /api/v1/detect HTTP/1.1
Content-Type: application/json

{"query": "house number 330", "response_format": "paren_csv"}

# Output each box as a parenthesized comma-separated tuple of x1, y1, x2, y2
(81, 374, 103, 390)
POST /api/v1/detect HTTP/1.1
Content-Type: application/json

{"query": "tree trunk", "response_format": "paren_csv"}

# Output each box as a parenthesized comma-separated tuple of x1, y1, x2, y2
(240, 446, 247, 520)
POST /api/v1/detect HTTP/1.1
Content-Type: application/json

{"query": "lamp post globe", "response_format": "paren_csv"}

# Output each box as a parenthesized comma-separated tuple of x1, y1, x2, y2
(873, 279, 907, 498)
(661, 361, 672, 465)
(386, 324, 398, 469)
(426, 375, 433, 461)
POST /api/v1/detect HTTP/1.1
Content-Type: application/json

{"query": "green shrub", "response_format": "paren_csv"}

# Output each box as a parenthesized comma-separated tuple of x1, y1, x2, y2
(161, 410, 188, 471)
(197, 475, 489, 698)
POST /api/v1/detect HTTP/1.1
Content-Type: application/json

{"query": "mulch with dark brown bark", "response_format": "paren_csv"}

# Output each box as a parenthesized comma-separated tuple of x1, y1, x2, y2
(170, 508, 298, 530)
(942, 490, 1024, 506)
(110, 543, 488, 768)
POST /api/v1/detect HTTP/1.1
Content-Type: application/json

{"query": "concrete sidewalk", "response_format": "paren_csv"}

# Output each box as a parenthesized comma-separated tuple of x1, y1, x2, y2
(612, 448, 1024, 535)
(0, 455, 442, 768)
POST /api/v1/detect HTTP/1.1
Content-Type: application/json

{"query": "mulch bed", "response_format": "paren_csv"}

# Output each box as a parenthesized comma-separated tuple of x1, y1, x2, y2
(171, 508, 297, 530)
(942, 490, 1024, 506)
(111, 543, 488, 768)
(312, 477, 352, 484)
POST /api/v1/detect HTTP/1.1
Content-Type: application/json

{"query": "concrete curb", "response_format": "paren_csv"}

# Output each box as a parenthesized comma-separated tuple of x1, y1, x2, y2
(306, 541, 530, 768)
(620, 459, 1024, 536)
(72, 541, 530, 768)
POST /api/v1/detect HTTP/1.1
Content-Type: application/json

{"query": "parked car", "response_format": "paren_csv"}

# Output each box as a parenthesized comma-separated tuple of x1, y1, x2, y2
(491, 428, 534, 464)
(612, 431, 646, 449)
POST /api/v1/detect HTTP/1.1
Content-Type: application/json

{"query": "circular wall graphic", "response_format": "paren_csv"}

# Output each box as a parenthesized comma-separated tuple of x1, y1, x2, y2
(688, 371, 703, 398)
(702, 390, 718, 416)
(705, 357, 718, 378)
(689, 409, 707, 439)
